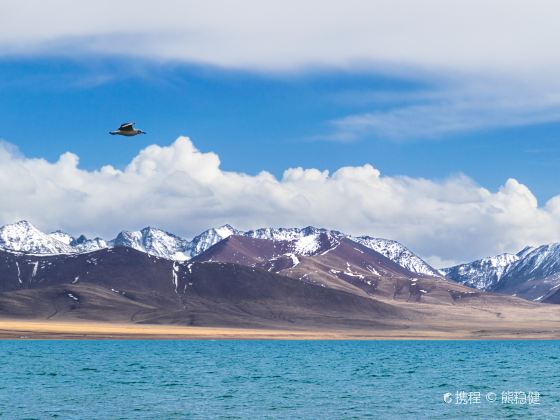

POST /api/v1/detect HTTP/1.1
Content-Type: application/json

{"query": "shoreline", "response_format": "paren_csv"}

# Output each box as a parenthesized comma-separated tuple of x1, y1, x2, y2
(1, 319, 560, 340)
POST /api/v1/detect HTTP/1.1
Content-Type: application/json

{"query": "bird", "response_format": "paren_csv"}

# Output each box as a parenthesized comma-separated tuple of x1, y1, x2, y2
(109, 122, 146, 136)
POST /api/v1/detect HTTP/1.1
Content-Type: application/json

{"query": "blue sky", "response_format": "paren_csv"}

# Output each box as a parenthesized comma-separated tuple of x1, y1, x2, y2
(1, 56, 560, 204)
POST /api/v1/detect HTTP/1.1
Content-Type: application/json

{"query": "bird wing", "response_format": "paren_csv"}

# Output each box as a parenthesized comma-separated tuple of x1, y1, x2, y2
(119, 122, 134, 131)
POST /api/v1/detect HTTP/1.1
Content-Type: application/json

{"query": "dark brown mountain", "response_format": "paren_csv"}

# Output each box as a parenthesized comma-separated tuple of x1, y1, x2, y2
(0, 248, 411, 328)
(191, 233, 337, 265)
(193, 235, 477, 305)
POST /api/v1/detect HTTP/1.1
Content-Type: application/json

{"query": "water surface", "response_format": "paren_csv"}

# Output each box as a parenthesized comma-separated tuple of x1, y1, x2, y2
(0, 340, 558, 419)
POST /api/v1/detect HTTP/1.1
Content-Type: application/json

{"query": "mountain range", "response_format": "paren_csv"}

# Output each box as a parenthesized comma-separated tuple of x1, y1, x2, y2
(0, 221, 440, 276)
(4, 220, 560, 304)
(0, 220, 560, 330)
(1, 219, 532, 328)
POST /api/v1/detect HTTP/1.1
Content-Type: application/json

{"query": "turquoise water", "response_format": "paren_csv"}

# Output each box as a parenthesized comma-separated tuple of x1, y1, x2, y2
(0, 340, 558, 419)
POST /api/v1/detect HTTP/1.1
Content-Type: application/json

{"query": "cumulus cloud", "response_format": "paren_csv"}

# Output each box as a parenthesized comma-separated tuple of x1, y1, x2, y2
(1, 136, 560, 265)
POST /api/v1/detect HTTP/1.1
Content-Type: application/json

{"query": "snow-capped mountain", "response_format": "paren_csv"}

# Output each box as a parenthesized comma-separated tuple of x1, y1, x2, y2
(497, 243, 560, 301)
(441, 253, 520, 290)
(70, 235, 107, 252)
(290, 232, 338, 256)
(49, 230, 74, 246)
(244, 226, 440, 274)
(351, 236, 440, 277)
(186, 225, 240, 257)
(443, 244, 560, 301)
(246, 227, 341, 256)
(0, 220, 438, 276)
(0, 221, 74, 254)
(505, 244, 560, 280)
(48, 230, 107, 252)
(0, 222, 106, 256)
(111, 227, 190, 261)
(247, 226, 330, 242)
(516, 245, 536, 259)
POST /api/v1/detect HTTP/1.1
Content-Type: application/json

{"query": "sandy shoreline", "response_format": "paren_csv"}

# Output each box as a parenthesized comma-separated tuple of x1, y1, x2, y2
(1, 319, 560, 340)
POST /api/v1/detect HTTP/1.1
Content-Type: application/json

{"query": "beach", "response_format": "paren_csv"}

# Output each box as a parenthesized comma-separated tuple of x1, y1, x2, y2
(2, 313, 560, 340)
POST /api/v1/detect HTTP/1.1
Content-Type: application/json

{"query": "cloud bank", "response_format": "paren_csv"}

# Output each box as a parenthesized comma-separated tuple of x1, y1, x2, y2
(0, 0, 558, 75)
(1, 137, 559, 266)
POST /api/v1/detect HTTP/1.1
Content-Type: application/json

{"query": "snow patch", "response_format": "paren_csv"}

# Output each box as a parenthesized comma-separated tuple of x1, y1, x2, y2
(31, 261, 38, 278)
(172, 262, 179, 291)
(67, 292, 79, 302)
(15, 261, 21, 284)
(286, 253, 300, 267)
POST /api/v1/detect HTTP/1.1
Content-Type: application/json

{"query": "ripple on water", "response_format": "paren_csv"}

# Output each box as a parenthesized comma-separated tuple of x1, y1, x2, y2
(0, 340, 558, 419)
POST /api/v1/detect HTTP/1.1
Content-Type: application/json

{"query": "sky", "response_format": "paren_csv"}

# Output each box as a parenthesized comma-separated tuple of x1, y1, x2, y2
(1, 1, 560, 266)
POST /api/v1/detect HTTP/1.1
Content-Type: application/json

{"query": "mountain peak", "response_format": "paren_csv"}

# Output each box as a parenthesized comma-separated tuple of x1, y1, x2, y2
(186, 225, 240, 257)
(441, 253, 520, 291)
(212, 224, 239, 236)
(112, 227, 188, 260)
(517, 245, 536, 259)
(217, 223, 236, 230)
(49, 230, 75, 245)
(9, 220, 40, 230)
(0, 220, 74, 254)
(352, 235, 440, 277)
(140, 226, 168, 233)
(72, 234, 88, 245)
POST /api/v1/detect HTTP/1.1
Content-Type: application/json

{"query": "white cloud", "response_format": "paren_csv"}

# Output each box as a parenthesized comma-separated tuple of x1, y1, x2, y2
(1, 136, 560, 266)
(4, 1, 560, 139)
(1, 0, 559, 75)
(324, 81, 560, 141)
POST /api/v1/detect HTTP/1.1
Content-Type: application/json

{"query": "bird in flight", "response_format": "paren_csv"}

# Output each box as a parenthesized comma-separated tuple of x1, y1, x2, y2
(109, 122, 146, 136)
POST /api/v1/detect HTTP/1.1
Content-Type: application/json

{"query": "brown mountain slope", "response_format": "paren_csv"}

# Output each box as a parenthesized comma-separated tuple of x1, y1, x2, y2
(194, 235, 483, 305)
(0, 246, 556, 334)
(0, 248, 411, 328)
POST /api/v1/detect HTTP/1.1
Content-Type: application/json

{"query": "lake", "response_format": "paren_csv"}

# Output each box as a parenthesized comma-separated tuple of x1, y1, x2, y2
(0, 340, 558, 419)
